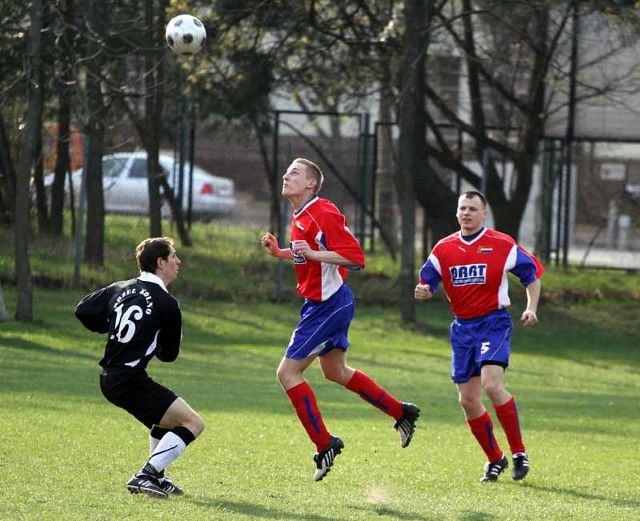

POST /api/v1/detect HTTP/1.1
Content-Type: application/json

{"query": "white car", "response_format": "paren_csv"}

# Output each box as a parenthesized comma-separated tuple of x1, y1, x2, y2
(45, 151, 236, 219)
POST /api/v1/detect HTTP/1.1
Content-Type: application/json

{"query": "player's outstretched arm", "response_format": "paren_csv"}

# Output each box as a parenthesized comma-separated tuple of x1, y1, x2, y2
(261, 232, 292, 260)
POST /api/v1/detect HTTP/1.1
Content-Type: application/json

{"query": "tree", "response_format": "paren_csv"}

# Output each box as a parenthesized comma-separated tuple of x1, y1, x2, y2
(412, 1, 640, 249)
(110, 0, 192, 245)
(0, 3, 32, 230)
(0, 113, 17, 227)
(396, 0, 427, 323)
(14, 0, 45, 321)
(49, 0, 77, 236)
(81, 0, 108, 266)
(208, 1, 405, 250)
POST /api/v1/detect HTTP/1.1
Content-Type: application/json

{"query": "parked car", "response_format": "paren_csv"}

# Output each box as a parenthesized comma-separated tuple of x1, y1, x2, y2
(43, 151, 236, 219)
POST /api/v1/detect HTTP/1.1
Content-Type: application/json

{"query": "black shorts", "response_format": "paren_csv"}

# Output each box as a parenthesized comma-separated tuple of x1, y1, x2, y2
(99, 366, 178, 429)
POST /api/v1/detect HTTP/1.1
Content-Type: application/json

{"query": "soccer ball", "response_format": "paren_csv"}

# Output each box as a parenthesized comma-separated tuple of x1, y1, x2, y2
(165, 15, 206, 55)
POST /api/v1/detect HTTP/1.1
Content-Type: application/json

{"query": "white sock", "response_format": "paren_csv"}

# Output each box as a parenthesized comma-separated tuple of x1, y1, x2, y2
(149, 434, 161, 455)
(147, 432, 186, 473)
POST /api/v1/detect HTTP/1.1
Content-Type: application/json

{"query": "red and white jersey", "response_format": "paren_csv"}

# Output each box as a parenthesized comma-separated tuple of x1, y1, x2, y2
(418, 228, 544, 319)
(290, 196, 365, 302)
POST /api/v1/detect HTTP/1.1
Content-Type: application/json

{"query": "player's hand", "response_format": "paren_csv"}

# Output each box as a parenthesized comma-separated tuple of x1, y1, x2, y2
(261, 233, 279, 257)
(414, 283, 433, 301)
(521, 309, 538, 327)
(291, 240, 312, 260)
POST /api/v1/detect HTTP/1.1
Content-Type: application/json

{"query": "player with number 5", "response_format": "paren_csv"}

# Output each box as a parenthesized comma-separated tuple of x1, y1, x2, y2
(415, 191, 543, 483)
(75, 237, 204, 498)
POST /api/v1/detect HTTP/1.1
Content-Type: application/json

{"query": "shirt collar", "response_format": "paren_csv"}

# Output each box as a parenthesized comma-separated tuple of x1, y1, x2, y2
(460, 227, 485, 243)
(294, 195, 319, 216)
(138, 271, 168, 293)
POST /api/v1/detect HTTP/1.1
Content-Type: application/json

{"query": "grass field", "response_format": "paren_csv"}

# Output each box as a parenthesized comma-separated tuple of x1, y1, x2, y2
(1, 216, 639, 519)
(1, 282, 639, 520)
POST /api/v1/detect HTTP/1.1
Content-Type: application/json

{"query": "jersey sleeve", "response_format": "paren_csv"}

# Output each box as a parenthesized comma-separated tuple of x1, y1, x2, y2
(318, 209, 365, 269)
(155, 299, 182, 362)
(509, 245, 545, 286)
(418, 254, 442, 293)
(75, 286, 111, 334)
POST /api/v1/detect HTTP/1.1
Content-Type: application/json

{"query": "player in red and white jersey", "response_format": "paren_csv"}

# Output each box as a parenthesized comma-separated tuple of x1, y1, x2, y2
(262, 158, 420, 482)
(415, 191, 543, 483)
(290, 196, 365, 302)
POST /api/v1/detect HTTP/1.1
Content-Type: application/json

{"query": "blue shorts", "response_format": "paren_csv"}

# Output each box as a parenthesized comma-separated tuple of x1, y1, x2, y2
(450, 308, 513, 384)
(285, 284, 355, 360)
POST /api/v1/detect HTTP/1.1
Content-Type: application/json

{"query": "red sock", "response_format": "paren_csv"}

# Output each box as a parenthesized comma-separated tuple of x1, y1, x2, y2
(285, 381, 331, 451)
(345, 370, 404, 420)
(467, 411, 503, 462)
(494, 397, 526, 455)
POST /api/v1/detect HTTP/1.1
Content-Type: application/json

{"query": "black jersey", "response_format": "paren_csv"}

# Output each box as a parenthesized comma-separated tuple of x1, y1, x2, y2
(75, 272, 182, 370)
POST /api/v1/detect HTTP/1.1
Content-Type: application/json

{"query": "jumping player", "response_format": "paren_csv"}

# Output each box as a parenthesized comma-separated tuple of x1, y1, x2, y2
(415, 190, 543, 482)
(75, 237, 204, 498)
(261, 157, 420, 481)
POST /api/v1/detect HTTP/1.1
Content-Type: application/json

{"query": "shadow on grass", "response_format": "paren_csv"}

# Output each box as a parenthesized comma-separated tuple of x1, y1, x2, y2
(517, 481, 640, 510)
(185, 497, 438, 520)
(184, 497, 337, 521)
(1, 334, 95, 362)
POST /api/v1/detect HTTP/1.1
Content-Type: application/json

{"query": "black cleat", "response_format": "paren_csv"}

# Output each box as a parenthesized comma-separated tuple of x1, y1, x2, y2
(480, 454, 509, 482)
(159, 476, 184, 495)
(157, 469, 184, 495)
(512, 453, 530, 480)
(313, 435, 344, 482)
(394, 402, 421, 448)
(126, 473, 168, 498)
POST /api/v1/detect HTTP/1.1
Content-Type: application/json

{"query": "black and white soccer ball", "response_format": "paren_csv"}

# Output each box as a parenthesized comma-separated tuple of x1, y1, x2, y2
(165, 15, 206, 55)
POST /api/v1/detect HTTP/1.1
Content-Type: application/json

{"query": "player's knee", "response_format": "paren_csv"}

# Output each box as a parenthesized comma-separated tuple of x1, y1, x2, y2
(483, 381, 504, 401)
(276, 368, 301, 390)
(276, 366, 287, 385)
(458, 394, 480, 411)
(189, 412, 205, 437)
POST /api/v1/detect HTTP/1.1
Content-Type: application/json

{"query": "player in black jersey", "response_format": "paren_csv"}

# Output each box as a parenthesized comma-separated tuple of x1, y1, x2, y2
(75, 237, 204, 498)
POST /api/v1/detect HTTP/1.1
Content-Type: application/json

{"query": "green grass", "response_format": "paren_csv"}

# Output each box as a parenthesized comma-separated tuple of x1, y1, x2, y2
(1, 215, 639, 519)
(2, 213, 640, 303)
(1, 282, 639, 520)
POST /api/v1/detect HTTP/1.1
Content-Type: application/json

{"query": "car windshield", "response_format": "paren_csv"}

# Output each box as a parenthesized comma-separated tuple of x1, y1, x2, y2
(104, 157, 129, 178)
(128, 159, 147, 178)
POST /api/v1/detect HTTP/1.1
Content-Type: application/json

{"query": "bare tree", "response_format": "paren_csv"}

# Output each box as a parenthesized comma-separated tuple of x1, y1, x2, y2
(81, 0, 108, 266)
(0, 113, 16, 227)
(49, 0, 77, 236)
(14, 0, 45, 321)
(396, 0, 428, 323)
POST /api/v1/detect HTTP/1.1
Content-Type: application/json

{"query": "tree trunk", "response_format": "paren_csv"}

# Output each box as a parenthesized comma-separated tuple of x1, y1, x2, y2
(144, 0, 168, 239)
(14, 0, 45, 321)
(30, 0, 48, 235)
(0, 113, 16, 227)
(397, 0, 428, 324)
(50, 0, 76, 236)
(83, 0, 107, 266)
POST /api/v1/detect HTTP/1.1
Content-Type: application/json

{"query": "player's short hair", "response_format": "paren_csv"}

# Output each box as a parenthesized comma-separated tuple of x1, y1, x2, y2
(136, 237, 175, 273)
(460, 190, 487, 208)
(294, 157, 324, 193)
